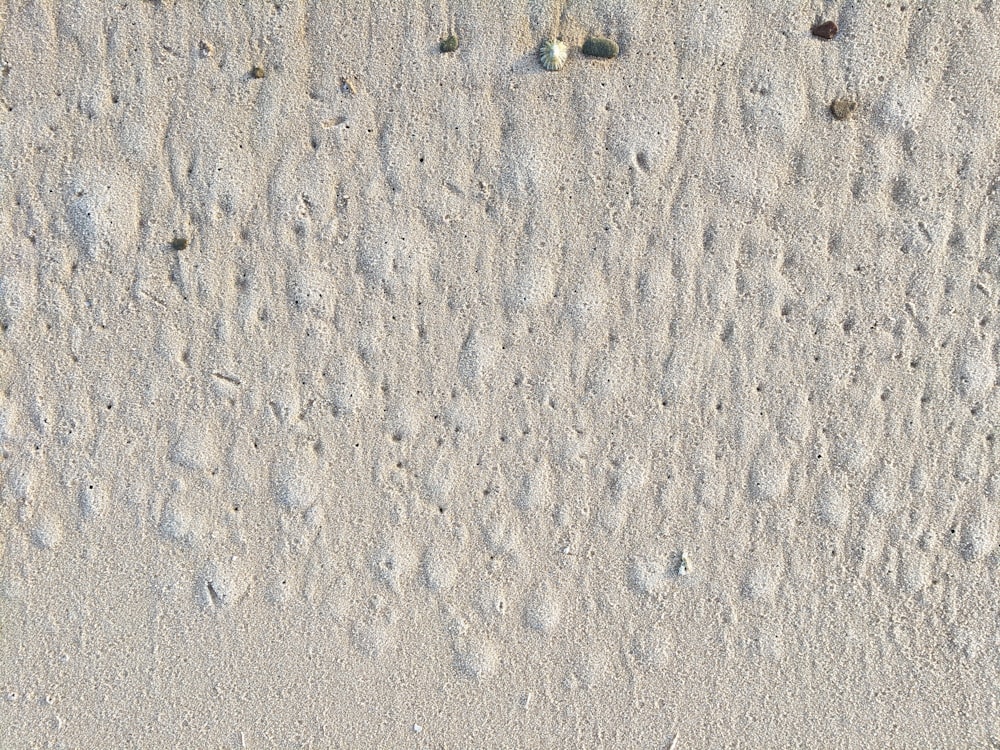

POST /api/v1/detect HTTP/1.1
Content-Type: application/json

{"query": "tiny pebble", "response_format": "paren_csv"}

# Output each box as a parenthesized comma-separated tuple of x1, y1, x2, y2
(250, 65, 265, 79)
(830, 97, 858, 120)
(678, 551, 691, 576)
(170, 236, 188, 251)
(582, 36, 619, 59)
(439, 34, 459, 53)
(811, 20, 838, 39)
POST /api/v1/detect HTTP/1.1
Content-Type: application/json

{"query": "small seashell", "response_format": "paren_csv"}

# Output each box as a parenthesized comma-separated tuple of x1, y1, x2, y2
(440, 33, 459, 53)
(678, 551, 691, 576)
(538, 38, 568, 72)
(582, 36, 619, 59)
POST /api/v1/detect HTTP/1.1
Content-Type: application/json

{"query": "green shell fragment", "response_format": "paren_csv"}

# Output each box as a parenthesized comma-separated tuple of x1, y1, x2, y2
(440, 34, 459, 53)
(538, 38, 568, 71)
(582, 36, 619, 59)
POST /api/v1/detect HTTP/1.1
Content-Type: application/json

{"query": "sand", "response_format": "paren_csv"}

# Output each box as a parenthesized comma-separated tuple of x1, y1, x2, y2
(2, 0, 999, 747)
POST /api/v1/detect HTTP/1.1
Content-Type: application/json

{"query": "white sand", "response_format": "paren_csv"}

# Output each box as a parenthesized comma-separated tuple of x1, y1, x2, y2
(2, 0, 999, 746)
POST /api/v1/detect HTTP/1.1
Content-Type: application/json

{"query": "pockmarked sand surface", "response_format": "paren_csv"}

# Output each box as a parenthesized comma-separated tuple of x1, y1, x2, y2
(2, 1, 999, 747)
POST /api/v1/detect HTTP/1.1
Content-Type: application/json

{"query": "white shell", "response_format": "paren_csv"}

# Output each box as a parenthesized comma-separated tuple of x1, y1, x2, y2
(539, 39, 568, 72)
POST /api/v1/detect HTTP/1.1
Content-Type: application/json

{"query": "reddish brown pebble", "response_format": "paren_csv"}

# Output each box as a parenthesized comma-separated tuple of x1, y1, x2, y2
(811, 20, 838, 39)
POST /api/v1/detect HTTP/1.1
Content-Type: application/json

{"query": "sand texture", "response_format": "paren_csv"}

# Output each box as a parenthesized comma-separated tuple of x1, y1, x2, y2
(2, 0, 1000, 747)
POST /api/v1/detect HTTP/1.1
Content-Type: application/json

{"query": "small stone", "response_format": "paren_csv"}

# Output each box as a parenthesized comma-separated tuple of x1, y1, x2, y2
(678, 551, 691, 576)
(830, 97, 858, 120)
(250, 65, 266, 79)
(170, 236, 188, 251)
(811, 20, 838, 39)
(582, 36, 619, 59)
(439, 34, 459, 53)
(198, 40, 213, 57)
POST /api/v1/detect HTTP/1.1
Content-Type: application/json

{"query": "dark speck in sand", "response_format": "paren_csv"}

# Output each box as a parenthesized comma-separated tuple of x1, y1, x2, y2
(811, 21, 838, 39)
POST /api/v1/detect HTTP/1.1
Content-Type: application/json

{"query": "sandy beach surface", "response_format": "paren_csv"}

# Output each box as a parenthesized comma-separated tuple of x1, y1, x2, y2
(2, 1, 999, 747)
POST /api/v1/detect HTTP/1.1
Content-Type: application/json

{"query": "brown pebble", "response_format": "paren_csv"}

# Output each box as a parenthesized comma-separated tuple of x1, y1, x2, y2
(250, 65, 266, 79)
(830, 97, 858, 120)
(811, 21, 838, 39)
